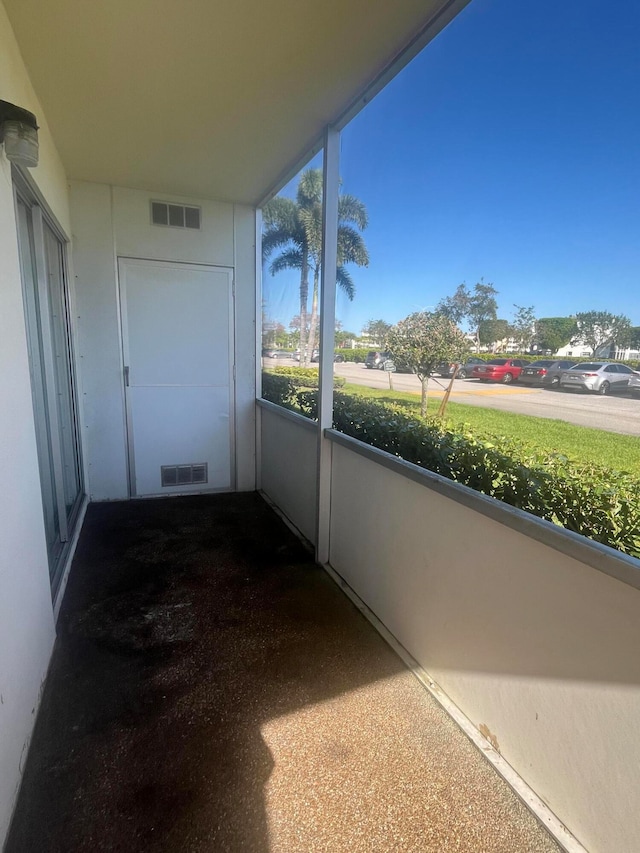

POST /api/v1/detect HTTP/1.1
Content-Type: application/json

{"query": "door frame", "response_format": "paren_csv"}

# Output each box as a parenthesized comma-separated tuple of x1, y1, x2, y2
(12, 168, 85, 594)
(117, 256, 236, 497)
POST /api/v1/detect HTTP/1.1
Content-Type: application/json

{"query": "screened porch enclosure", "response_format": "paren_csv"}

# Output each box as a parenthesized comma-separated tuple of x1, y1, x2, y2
(2, 1, 640, 852)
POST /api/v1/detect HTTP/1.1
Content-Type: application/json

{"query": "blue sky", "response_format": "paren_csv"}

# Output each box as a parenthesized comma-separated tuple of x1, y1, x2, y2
(264, 0, 640, 336)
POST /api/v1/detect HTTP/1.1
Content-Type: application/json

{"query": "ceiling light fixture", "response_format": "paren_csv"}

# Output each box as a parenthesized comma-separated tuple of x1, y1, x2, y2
(0, 100, 39, 168)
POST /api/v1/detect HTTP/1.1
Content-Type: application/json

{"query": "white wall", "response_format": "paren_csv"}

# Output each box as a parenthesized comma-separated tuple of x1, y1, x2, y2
(0, 3, 71, 843)
(70, 182, 257, 499)
(0, 6, 70, 236)
(328, 437, 640, 853)
(69, 182, 127, 500)
(112, 186, 234, 264)
(259, 402, 318, 544)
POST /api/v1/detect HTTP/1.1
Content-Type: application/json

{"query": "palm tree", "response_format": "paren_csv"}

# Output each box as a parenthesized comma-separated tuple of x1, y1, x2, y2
(262, 168, 368, 365)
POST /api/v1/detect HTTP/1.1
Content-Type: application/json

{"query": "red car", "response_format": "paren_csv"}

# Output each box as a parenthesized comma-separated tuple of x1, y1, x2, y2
(471, 358, 530, 384)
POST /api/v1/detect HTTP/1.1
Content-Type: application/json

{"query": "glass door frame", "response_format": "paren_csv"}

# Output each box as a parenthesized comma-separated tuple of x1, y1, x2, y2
(13, 167, 84, 596)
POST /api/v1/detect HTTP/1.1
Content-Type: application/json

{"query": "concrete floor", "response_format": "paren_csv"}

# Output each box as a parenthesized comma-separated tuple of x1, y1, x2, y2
(7, 494, 560, 852)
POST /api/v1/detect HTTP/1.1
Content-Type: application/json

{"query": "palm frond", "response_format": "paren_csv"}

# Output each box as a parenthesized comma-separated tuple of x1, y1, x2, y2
(262, 228, 301, 263)
(264, 169, 368, 308)
(338, 194, 368, 230)
(262, 196, 298, 230)
(299, 204, 323, 258)
(296, 168, 323, 207)
(336, 266, 355, 301)
(337, 225, 369, 267)
(269, 248, 304, 276)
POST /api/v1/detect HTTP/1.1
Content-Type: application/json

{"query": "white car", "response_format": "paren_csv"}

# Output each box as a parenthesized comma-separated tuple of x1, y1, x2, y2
(629, 373, 640, 398)
(293, 348, 318, 362)
(559, 362, 639, 395)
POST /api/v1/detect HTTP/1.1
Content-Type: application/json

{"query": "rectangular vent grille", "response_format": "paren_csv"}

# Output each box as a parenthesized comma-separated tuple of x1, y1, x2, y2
(151, 201, 201, 230)
(161, 463, 208, 487)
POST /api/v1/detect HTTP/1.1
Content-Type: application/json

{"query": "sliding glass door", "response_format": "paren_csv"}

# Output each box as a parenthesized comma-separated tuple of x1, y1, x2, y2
(14, 181, 83, 594)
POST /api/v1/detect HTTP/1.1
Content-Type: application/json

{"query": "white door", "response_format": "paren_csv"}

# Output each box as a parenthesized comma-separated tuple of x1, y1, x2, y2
(119, 258, 234, 496)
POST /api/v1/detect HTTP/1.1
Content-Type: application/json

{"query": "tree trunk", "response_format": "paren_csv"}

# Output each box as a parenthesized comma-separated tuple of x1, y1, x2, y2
(306, 269, 320, 366)
(421, 376, 428, 418)
(299, 251, 309, 365)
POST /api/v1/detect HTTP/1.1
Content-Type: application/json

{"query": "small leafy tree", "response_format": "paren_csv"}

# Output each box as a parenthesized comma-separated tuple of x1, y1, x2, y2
(628, 327, 640, 350)
(535, 317, 577, 353)
(263, 321, 288, 348)
(335, 319, 357, 348)
(436, 283, 470, 325)
(478, 318, 511, 351)
(511, 304, 537, 351)
(386, 312, 469, 417)
(467, 282, 499, 352)
(573, 311, 632, 356)
(361, 318, 392, 344)
(437, 280, 499, 352)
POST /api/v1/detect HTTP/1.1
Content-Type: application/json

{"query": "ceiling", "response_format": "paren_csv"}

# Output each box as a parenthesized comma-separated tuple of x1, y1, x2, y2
(4, 0, 468, 206)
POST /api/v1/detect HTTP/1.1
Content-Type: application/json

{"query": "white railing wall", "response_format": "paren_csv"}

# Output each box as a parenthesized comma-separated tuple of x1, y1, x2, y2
(326, 431, 640, 853)
(258, 400, 318, 545)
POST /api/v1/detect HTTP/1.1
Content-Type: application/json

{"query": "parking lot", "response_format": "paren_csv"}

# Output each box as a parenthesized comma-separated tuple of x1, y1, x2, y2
(334, 363, 640, 436)
(264, 358, 640, 436)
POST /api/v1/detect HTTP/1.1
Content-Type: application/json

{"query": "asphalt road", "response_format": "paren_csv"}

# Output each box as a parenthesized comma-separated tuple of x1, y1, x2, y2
(263, 357, 640, 435)
(332, 362, 640, 436)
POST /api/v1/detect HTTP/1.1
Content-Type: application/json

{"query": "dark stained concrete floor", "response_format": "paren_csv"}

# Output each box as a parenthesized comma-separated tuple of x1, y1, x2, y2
(6, 494, 560, 852)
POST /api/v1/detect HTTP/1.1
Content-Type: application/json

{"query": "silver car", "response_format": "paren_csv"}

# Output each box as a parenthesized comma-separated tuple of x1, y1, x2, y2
(629, 374, 640, 398)
(519, 359, 577, 388)
(559, 362, 639, 395)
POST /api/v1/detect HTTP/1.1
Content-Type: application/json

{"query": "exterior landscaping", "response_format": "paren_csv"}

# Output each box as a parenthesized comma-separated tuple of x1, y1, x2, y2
(262, 368, 640, 558)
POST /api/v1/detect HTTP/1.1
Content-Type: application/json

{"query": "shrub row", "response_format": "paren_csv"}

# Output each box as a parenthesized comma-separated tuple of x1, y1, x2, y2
(263, 372, 640, 558)
(262, 368, 344, 409)
(271, 366, 345, 388)
(329, 393, 640, 557)
(334, 347, 371, 363)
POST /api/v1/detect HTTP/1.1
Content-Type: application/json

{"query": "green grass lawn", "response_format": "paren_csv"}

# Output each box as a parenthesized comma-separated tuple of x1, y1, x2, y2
(341, 383, 640, 475)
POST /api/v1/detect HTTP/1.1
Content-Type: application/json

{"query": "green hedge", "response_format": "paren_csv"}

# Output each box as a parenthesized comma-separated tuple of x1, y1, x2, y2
(272, 366, 322, 387)
(270, 366, 345, 388)
(335, 347, 371, 363)
(264, 374, 640, 558)
(262, 368, 344, 410)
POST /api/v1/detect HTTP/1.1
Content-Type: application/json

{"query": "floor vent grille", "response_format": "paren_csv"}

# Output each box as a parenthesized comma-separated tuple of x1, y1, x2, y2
(161, 463, 208, 487)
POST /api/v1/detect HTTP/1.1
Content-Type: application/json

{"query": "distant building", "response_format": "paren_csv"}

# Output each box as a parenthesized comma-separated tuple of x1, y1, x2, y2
(554, 340, 640, 360)
(554, 341, 593, 358)
(490, 336, 522, 353)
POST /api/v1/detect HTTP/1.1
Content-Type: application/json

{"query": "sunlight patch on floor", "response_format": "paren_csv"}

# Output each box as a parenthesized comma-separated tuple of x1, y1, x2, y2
(261, 672, 559, 853)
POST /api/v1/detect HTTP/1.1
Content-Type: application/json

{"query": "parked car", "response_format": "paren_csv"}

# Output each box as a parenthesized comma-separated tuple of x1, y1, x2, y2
(310, 352, 346, 363)
(262, 347, 278, 358)
(293, 348, 319, 362)
(365, 350, 396, 371)
(629, 374, 640, 397)
(433, 357, 485, 379)
(559, 362, 640, 394)
(471, 358, 530, 384)
(519, 359, 577, 388)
